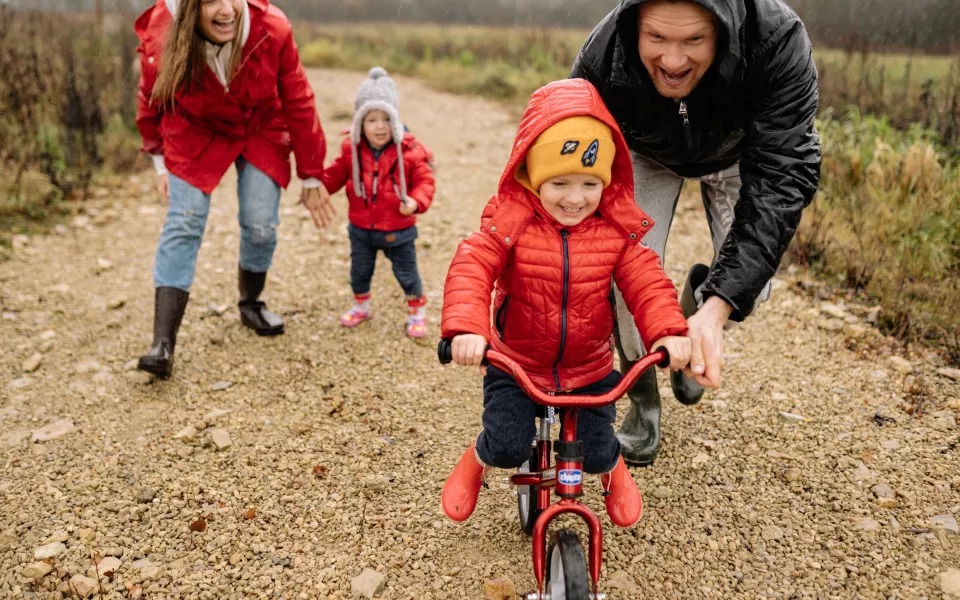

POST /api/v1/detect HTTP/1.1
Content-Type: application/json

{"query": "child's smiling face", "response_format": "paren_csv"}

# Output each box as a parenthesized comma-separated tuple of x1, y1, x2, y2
(362, 110, 392, 150)
(538, 173, 604, 227)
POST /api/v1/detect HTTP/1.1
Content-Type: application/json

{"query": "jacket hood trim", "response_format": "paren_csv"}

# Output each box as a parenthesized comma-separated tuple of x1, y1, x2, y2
(485, 79, 654, 246)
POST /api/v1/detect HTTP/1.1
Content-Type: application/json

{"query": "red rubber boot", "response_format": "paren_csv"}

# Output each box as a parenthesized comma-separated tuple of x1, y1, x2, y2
(600, 456, 643, 527)
(441, 443, 488, 522)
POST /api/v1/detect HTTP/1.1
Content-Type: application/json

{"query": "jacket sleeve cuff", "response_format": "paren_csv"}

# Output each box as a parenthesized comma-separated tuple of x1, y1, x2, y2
(440, 319, 490, 341)
(700, 288, 747, 322)
(151, 154, 168, 177)
(409, 193, 428, 214)
(301, 177, 322, 189)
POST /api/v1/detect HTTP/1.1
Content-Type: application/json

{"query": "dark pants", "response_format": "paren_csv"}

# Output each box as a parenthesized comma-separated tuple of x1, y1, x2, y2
(475, 366, 622, 474)
(348, 224, 423, 298)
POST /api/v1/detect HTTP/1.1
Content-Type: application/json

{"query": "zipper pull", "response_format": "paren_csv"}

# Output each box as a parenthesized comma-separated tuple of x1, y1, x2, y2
(679, 101, 693, 148)
(561, 230, 570, 239)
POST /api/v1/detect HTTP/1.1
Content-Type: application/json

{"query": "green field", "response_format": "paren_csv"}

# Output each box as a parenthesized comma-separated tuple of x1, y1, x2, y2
(296, 24, 959, 120)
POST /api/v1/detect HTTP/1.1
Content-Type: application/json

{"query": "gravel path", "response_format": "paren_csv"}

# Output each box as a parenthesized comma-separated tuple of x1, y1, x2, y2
(1, 69, 959, 600)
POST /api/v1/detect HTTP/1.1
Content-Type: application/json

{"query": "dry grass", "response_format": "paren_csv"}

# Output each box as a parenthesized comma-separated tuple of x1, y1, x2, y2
(790, 111, 960, 352)
(0, 9, 142, 249)
(296, 22, 960, 148)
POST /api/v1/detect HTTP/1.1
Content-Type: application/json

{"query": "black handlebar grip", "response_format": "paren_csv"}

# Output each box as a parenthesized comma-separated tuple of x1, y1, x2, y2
(438, 339, 453, 364)
(438, 338, 490, 366)
(655, 348, 671, 369)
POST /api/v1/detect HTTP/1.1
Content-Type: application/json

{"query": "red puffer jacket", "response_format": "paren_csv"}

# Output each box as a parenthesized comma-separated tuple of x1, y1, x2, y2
(441, 79, 688, 391)
(135, 0, 326, 193)
(322, 133, 436, 231)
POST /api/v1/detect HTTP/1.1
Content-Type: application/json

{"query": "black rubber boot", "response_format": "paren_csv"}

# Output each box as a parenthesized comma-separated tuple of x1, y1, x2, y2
(671, 264, 711, 405)
(137, 287, 189, 379)
(614, 320, 661, 467)
(238, 267, 284, 336)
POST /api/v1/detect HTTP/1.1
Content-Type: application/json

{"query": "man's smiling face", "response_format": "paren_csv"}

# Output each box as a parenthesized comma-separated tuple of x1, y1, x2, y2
(637, 0, 718, 99)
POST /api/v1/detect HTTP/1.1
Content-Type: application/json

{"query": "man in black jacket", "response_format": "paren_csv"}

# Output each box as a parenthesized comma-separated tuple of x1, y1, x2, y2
(571, 0, 821, 465)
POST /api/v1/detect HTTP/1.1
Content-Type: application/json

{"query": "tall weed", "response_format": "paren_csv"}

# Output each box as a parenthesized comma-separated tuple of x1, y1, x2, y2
(0, 8, 140, 238)
(791, 111, 960, 348)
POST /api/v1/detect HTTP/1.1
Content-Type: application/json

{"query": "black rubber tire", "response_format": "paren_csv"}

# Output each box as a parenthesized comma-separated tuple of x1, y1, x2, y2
(517, 445, 543, 535)
(544, 528, 590, 600)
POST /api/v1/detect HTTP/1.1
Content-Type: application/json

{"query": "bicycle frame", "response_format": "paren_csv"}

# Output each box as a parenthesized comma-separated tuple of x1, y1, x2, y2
(490, 349, 668, 596)
(437, 340, 668, 597)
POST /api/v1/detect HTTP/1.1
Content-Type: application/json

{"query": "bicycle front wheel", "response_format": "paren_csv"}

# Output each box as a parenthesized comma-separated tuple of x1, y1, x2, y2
(544, 528, 590, 600)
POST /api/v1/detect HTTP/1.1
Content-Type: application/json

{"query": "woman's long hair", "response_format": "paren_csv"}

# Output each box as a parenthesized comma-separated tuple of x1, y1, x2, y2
(151, 0, 244, 108)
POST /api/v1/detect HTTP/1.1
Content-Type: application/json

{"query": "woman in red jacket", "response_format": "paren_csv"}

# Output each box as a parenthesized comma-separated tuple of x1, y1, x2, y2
(439, 79, 691, 528)
(322, 68, 436, 338)
(134, 0, 334, 378)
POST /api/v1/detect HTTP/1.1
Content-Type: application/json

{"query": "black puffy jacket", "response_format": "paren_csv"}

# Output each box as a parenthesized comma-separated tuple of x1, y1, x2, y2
(570, 0, 821, 321)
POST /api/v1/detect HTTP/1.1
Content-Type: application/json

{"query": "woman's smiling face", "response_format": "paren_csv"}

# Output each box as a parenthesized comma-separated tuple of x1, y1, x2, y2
(198, 0, 243, 44)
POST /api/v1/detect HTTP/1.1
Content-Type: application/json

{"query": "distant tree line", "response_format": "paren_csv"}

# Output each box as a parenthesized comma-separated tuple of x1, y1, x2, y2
(4, 0, 958, 53)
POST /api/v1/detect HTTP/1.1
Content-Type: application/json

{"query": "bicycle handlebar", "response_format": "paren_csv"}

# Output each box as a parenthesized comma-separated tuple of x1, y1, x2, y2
(437, 338, 670, 408)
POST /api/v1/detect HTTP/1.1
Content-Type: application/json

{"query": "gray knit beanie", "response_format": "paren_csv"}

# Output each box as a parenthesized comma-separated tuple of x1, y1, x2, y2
(351, 67, 406, 201)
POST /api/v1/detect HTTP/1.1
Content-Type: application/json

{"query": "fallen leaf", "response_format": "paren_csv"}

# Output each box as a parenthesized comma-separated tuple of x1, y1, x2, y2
(189, 519, 207, 532)
(243, 508, 256, 520)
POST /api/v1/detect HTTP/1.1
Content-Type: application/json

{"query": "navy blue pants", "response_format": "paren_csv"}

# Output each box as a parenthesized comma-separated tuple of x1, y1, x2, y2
(475, 366, 622, 474)
(348, 224, 423, 298)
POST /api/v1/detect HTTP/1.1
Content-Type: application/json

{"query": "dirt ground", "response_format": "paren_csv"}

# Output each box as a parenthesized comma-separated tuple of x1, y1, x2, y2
(1, 68, 958, 599)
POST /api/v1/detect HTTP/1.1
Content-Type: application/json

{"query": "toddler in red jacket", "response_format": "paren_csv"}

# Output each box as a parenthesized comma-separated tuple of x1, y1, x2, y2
(439, 79, 691, 527)
(322, 67, 436, 338)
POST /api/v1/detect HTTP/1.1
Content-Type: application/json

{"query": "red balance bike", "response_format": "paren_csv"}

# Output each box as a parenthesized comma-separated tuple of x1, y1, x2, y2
(438, 340, 669, 600)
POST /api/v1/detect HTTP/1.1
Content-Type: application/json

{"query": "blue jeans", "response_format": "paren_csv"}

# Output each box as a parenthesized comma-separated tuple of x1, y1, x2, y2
(475, 367, 622, 474)
(347, 224, 423, 298)
(153, 158, 281, 291)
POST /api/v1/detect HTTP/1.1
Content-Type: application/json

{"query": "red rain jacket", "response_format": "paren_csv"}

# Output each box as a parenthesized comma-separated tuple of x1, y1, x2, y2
(322, 133, 436, 231)
(135, 0, 326, 193)
(441, 79, 688, 391)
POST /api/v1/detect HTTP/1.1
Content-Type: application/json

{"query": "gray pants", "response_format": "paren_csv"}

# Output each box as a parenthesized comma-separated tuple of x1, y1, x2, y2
(615, 153, 772, 361)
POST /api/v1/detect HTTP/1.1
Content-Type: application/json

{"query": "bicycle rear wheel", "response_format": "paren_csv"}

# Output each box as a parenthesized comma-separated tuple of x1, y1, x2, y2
(517, 445, 543, 535)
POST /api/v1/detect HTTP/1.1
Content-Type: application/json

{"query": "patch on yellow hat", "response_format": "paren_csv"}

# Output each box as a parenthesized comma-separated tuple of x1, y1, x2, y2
(516, 116, 616, 194)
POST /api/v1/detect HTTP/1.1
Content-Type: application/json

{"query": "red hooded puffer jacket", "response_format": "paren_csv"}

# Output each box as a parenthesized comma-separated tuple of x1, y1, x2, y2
(135, 0, 326, 193)
(322, 133, 436, 231)
(440, 79, 688, 391)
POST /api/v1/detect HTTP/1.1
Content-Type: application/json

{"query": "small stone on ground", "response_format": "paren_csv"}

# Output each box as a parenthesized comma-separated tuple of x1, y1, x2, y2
(351, 568, 387, 598)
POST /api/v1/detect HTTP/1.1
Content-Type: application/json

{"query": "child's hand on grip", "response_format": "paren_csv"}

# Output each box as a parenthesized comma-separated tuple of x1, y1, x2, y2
(651, 336, 692, 374)
(452, 334, 488, 376)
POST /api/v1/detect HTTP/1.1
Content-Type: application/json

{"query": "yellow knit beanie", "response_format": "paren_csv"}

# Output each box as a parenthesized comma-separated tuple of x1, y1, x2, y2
(516, 116, 616, 194)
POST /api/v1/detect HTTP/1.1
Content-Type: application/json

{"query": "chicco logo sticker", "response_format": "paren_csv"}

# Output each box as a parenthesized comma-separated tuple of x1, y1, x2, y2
(582, 139, 599, 167)
(561, 140, 579, 155)
(558, 469, 583, 486)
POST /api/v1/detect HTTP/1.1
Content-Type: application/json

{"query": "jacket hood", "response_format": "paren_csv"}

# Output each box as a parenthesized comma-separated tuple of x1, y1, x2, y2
(492, 78, 651, 239)
(614, 0, 745, 91)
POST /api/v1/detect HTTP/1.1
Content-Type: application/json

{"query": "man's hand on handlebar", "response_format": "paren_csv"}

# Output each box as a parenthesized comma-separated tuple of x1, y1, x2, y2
(451, 334, 488, 376)
(651, 335, 692, 374)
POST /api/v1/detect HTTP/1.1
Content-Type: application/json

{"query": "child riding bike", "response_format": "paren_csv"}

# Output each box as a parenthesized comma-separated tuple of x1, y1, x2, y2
(439, 78, 692, 528)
